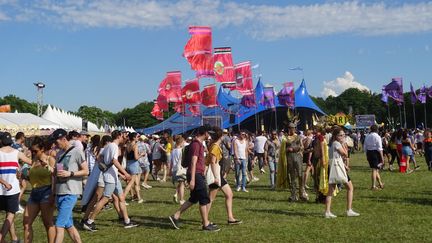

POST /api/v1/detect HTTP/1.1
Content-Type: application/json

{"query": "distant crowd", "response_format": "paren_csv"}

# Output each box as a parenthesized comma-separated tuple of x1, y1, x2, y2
(0, 123, 430, 242)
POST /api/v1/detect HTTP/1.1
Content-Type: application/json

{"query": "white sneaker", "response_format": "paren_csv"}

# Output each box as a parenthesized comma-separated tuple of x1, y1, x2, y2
(173, 193, 178, 203)
(142, 184, 152, 189)
(347, 209, 360, 217)
(17, 205, 24, 214)
(252, 177, 259, 182)
(236, 187, 241, 192)
(179, 200, 185, 205)
(260, 168, 266, 174)
(324, 212, 337, 218)
(138, 199, 144, 204)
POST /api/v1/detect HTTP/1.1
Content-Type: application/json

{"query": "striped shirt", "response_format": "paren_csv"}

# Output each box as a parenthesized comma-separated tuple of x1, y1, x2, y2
(0, 149, 20, 195)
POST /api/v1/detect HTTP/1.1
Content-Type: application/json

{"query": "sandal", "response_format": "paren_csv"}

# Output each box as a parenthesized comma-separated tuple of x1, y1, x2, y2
(378, 183, 385, 189)
(370, 186, 381, 191)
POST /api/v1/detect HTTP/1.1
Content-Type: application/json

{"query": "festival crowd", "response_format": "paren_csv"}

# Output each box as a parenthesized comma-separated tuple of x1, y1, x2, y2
(0, 123, 431, 242)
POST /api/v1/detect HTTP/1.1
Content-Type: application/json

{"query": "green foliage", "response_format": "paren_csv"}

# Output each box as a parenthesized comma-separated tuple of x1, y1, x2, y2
(0, 95, 38, 114)
(115, 102, 160, 128)
(75, 105, 116, 127)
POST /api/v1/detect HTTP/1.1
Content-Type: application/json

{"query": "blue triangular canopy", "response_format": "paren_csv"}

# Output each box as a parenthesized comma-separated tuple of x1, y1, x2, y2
(294, 79, 325, 115)
(138, 79, 325, 135)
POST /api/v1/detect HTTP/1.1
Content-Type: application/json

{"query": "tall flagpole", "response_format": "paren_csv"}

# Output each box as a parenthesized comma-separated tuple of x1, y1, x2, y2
(412, 104, 416, 129)
(424, 103, 428, 129)
(404, 101, 406, 129)
(274, 107, 278, 132)
(398, 105, 402, 128)
(387, 104, 391, 128)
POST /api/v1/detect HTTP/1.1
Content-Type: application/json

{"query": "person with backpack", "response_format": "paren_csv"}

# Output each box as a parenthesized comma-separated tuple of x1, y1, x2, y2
(169, 126, 220, 232)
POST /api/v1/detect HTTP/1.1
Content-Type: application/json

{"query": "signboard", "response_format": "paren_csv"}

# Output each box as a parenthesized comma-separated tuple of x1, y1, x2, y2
(355, 115, 375, 128)
(334, 112, 349, 126)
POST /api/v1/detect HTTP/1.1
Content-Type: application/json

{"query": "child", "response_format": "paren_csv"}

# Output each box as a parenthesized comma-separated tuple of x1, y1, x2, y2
(171, 136, 187, 205)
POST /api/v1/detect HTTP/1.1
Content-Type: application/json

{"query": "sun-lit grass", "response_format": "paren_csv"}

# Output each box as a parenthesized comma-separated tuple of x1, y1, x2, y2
(4, 152, 432, 242)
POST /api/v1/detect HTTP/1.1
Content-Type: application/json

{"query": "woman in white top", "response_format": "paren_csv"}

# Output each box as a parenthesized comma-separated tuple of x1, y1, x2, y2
(234, 131, 248, 192)
(324, 127, 359, 219)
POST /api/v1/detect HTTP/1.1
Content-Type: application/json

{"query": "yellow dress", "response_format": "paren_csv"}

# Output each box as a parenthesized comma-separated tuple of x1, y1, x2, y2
(276, 136, 289, 189)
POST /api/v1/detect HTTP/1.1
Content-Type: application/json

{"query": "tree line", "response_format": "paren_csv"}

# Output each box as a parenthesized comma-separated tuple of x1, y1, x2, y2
(2, 88, 431, 129)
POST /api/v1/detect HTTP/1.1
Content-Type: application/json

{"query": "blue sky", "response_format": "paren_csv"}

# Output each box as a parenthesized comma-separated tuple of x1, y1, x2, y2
(1, 0, 432, 112)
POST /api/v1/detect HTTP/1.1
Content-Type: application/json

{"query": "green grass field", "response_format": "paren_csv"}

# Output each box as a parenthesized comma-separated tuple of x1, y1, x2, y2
(4, 152, 432, 242)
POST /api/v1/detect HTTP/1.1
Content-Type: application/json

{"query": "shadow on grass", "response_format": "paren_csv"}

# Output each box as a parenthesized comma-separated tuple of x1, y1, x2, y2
(129, 215, 200, 229)
(245, 208, 322, 217)
(234, 195, 288, 202)
(363, 196, 432, 206)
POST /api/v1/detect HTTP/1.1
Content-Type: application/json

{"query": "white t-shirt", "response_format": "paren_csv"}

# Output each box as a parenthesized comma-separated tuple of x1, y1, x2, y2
(364, 132, 383, 151)
(171, 147, 183, 173)
(330, 141, 343, 160)
(235, 139, 247, 159)
(0, 150, 20, 196)
(254, 136, 267, 154)
(101, 143, 119, 184)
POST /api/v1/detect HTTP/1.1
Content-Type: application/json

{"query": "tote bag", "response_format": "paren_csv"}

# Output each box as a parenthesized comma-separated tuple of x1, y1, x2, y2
(206, 164, 221, 187)
(328, 144, 348, 184)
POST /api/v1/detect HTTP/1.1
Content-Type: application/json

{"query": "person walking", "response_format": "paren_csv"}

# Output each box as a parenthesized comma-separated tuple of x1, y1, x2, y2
(84, 130, 138, 231)
(168, 126, 219, 232)
(324, 127, 359, 218)
(206, 127, 242, 225)
(265, 131, 280, 190)
(0, 132, 32, 243)
(51, 129, 88, 243)
(23, 137, 56, 243)
(364, 125, 385, 190)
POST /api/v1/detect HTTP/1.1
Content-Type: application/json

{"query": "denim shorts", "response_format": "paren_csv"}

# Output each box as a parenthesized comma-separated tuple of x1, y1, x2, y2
(126, 160, 142, 175)
(55, 194, 78, 229)
(28, 186, 51, 205)
(103, 180, 123, 198)
(139, 160, 150, 173)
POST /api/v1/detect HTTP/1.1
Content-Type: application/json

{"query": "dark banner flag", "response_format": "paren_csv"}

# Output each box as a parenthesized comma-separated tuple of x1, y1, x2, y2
(410, 82, 418, 105)
(262, 86, 275, 109)
(383, 77, 404, 104)
(277, 82, 295, 107)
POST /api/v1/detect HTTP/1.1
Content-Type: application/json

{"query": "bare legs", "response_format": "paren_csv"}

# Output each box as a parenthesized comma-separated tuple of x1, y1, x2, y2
(325, 181, 355, 213)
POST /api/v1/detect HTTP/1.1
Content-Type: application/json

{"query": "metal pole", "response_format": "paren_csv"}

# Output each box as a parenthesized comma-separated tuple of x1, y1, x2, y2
(399, 105, 402, 128)
(274, 107, 278, 132)
(387, 104, 391, 129)
(403, 102, 407, 129)
(425, 103, 428, 129)
(412, 104, 416, 129)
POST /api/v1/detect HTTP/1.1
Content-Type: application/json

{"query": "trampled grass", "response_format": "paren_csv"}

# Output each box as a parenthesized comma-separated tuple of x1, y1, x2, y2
(5, 152, 432, 242)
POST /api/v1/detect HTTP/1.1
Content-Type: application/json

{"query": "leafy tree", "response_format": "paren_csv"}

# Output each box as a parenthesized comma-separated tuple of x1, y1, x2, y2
(75, 106, 116, 126)
(0, 95, 38, 114)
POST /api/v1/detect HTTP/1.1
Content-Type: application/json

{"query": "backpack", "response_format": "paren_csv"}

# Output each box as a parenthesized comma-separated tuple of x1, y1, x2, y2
(181, 143, 192, 168)
(181, 140, 202, 168)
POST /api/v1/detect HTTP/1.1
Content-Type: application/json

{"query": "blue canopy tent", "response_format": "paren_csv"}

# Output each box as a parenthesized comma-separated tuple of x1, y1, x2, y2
(138, 79, 325, 135)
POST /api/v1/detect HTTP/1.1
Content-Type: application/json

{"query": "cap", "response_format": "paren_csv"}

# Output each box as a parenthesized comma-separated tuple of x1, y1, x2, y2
(222, 129, 228, 134)
(288, 123, 296, 128)
(51, 129, 68, 140)
(0, 132, 13, 146)
(80, 130, 90, 136)
(140, 135, 148, 140)
(153, 134, 160, 139)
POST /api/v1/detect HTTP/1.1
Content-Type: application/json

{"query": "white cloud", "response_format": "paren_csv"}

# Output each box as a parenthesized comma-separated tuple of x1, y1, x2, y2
(321, 71, 369, 98)
(0, 11, 8, 21)
(1, 1, 432, 39)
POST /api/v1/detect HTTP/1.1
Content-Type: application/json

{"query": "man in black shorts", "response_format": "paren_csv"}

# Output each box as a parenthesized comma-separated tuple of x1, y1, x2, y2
(169, 126, 219, 232)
